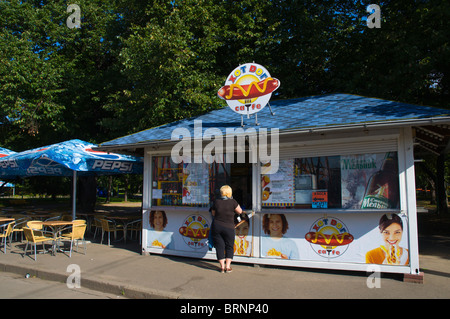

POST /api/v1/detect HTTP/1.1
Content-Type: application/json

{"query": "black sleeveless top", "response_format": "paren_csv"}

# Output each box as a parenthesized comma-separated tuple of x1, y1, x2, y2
(211, 198, 238, 229)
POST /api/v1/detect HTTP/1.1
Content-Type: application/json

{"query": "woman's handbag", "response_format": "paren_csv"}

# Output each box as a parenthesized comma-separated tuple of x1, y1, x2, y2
(234, 212, 248, 228)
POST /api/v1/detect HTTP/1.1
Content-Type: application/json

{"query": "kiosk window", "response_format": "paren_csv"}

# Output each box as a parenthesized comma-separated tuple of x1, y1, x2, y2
(152, 156, 183, 206)
(341, 152, 399, 209)
(262, 152, 399, 210)
(151, 156, 230, 207)
(294, 156, 341, 209)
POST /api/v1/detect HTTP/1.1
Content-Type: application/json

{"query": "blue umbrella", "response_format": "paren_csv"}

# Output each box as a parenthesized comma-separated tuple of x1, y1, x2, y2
(0, 147, 17, 193)
(0, 147, 16, 158)
(0, 181, 14, 187)
(0, 139, 143, 218)
(0, 139, 142, 178)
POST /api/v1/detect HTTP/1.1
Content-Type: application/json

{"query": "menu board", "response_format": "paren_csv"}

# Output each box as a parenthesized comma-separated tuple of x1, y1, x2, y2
(261, 159, 294, 206)
(182, 162, 209, 205)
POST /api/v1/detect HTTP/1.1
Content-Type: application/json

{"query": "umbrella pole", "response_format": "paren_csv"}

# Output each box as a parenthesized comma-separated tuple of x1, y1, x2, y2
(72, 171, 77, 220)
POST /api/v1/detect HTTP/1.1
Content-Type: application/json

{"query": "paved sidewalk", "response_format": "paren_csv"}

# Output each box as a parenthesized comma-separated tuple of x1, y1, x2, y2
(1, 232, 450, 299)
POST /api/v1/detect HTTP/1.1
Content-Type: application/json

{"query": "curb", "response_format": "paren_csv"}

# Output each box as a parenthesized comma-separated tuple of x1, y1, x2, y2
(0, 262, 182, 299)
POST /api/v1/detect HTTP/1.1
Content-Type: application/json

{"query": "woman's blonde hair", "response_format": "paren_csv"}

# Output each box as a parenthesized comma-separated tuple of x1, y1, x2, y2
(220, 185, 232, 198)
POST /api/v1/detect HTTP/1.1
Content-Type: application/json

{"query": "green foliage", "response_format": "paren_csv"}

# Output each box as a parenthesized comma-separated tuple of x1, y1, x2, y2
(0, 0, 448, 148)
(0, 0, 122, 149)
(327, 0, 450, 108)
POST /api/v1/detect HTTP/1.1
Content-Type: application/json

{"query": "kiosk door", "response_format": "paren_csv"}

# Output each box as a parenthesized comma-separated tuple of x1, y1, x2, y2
(230, 162, 252, 210)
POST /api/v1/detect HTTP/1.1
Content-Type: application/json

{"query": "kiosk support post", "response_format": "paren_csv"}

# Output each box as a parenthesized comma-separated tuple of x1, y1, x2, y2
(400, 127, 423, 282)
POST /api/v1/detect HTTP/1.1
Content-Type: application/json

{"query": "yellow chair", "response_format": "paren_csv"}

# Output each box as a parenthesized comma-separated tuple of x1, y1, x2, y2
(60, 220, 87, 257)
(12, 216, 30, 241)
(61, 215, 73, 221)
(126, 219, 142, 242)
(22, 227, 54, 260)
(92, 217, 105, 239)
(44, 215, 61, 222)
(27, 220, 43, 228)
(27, 221, 45, 236)
(100, 219, 123, 246)
(0, 221, 15, 253)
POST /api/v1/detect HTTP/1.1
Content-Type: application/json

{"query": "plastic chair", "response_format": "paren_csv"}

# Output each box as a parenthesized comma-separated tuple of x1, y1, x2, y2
(61, 215, 73, 221)
(92, 217, 105, 239)
(22, 227, 54, 261)
(0, 221, 15, 253)
(59, 219, 85, 235)
(100, 219, 123, 246)
(60, 220, 87, 257)
(44, 215, 61, 222)
(27, 221, 45, 236)
(12, 216, 30, 241)
(126, 219, 142, 242)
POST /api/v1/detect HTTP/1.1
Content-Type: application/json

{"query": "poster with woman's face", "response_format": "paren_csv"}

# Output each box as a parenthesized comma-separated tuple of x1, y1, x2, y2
(260, 214, 300, 260)
(147, 211, 212, 254)
(364, 214, 409, 265)
(148, 210, 174, 250)
(259, 212, 409, 265)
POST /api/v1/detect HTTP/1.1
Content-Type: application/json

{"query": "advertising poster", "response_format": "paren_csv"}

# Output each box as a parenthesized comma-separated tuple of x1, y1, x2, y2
(147, 211, 212, 254)
(260, 213, 300, 259)
(261, 159, 294, 207)
(260, 212, 409, 265)
(341, 152, 399, 209)
(234, 214, 254, 257)
(146, 212, 409, 266)
(312, 191, 328, 208)
(182, 162, 210, 205)
(147, 210, 255, 257)
(147, 210, 176, 250)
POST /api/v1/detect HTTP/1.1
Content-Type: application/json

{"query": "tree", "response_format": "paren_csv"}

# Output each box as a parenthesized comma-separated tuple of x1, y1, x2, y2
(0, 0, 123, 150)
(103, 1, 222, 134)
(2, 0, 448, 147)
(0, 1, 66, 149)
(326, 0, 450, 108)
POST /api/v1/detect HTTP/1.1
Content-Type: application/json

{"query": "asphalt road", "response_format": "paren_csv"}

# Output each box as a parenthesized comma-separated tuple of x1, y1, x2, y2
(0, 272, 126, 299)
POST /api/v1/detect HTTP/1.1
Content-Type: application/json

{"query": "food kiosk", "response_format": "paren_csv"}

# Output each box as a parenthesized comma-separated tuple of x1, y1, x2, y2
(98, 69, 450, 280)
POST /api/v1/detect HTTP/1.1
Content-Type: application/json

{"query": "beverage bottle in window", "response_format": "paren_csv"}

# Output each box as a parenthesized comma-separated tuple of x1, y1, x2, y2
(361, 152, 399, 209)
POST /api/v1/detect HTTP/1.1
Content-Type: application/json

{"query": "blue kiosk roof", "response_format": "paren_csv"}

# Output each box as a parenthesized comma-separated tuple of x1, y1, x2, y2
(100, 94, 450, 148)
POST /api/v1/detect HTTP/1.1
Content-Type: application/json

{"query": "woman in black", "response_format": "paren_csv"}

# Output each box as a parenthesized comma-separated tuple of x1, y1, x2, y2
(211, 185, 243, 273)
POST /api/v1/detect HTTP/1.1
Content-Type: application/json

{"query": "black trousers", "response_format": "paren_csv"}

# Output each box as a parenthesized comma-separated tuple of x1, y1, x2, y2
(211, 222, 235, 260)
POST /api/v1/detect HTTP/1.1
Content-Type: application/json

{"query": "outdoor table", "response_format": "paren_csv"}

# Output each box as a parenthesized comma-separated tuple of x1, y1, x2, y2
(0, 218, 15, 224)
(42, 221, 75, 255)
(107, 216, 140, 244)
(29, 214, 51, 221)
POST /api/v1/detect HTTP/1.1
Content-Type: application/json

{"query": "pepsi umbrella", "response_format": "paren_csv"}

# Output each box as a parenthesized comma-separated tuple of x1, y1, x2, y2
(0, 181, 15, 187)
(0, 147, 17, 191)
(0, 147, 16, 158)
(0, 139, 143, 218)
(0, 180, 15, 196)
